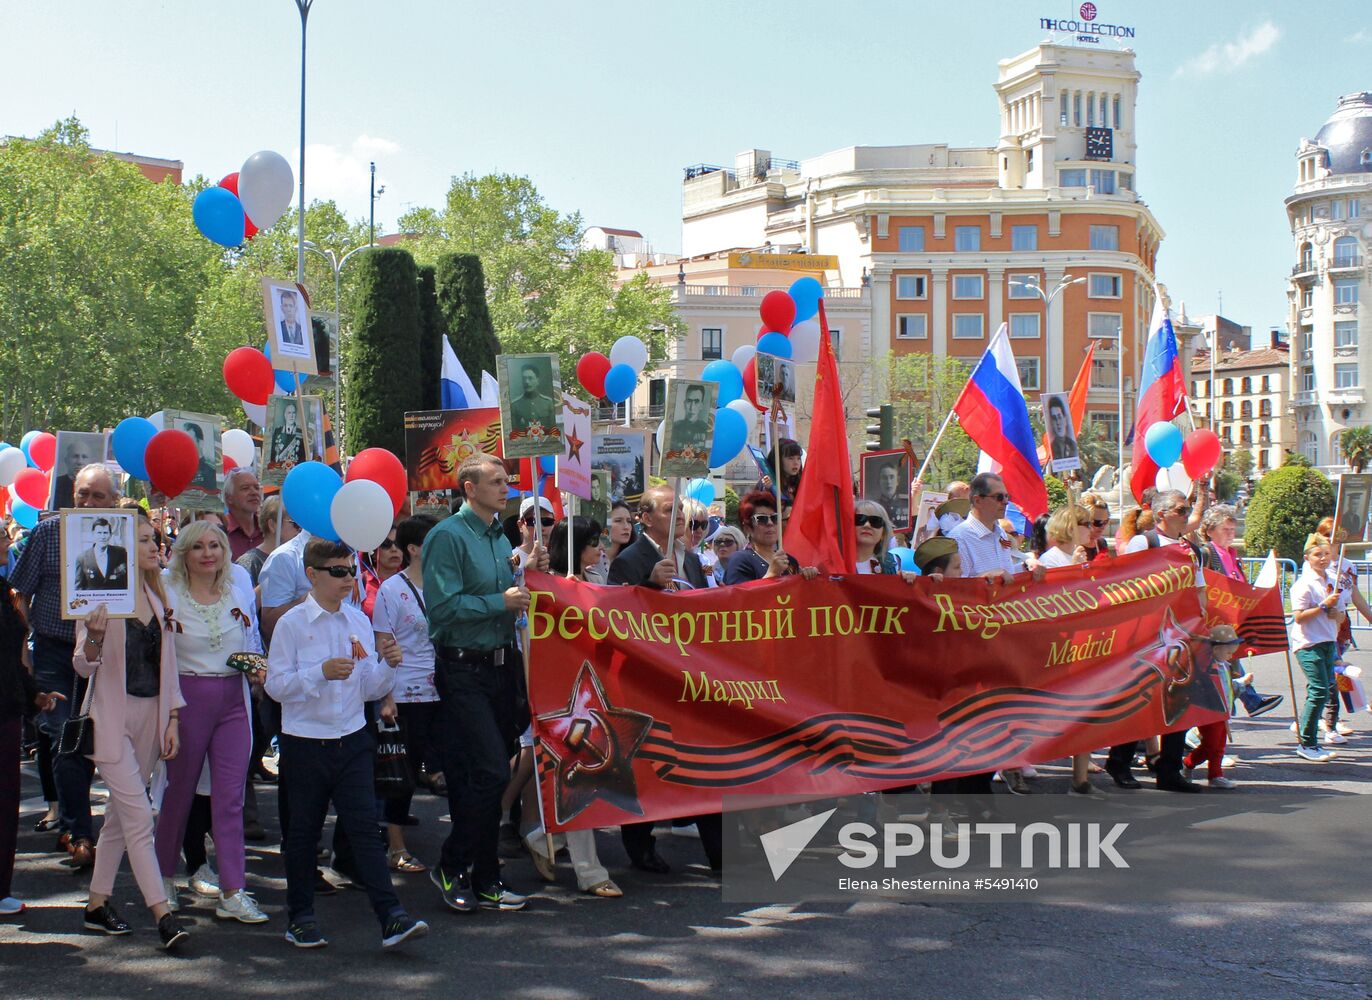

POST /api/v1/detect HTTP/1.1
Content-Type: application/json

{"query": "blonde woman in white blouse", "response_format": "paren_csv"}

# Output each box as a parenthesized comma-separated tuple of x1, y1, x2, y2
(152, 521, 268, 924)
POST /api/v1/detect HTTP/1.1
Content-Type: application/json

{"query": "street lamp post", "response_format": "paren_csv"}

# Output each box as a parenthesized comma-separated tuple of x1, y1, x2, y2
(294, 0, 313, 283)
(368, 162, 385, 247)
(303, 241, 375, 461)
(1009, 274, 1086, 395)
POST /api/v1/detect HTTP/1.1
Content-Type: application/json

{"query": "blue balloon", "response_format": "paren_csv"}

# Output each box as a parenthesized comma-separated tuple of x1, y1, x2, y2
(1143, 422, 1184, 469)
(538, 455, 557, 476)
(603, 363, 637, 404)
(9, 498, 37, 530)
(192, 187, 247, 247)
(788, 277, 823, 324)
(756, 332, 793, 359)
(0, 442, 9, 453)
(19, 430, 39, 469)
(686, 477, 714, 506)
(700, 359, 744, 407)
(263, 341, 306, 392)
(1005, 503, 1028, 536)
(890, 546, 919, 574)
(111, 416, 158, 481)
(708, 406, 748, 468)
(281, 462, 343, 542)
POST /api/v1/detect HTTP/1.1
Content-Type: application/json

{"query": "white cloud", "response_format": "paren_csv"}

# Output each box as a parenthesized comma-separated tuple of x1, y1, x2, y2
(1347, 29, 1371, 44)
(302, 135, 399, 214)
(1174, 21, 1280, 78)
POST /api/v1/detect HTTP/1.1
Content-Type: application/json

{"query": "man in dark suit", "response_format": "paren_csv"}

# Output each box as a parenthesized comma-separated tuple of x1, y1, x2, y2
(183, 422, 219, 492)
(279, 289, 305, 347)
(509, 364, 557, 432)
(74, 517, 128, 591)
(607, 484, 715, 873)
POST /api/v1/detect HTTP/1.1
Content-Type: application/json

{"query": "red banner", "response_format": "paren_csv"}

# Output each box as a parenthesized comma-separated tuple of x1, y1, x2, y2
(1201, 569, 1289, 657)
(526, 548, 1229, 831)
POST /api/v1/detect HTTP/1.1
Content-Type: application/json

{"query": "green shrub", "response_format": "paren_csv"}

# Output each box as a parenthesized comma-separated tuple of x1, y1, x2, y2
(344, 248, 422, 455)
(435, 253, 501, 387)
(1244, 464, 1334, 562)
(416, 264, 443, 412)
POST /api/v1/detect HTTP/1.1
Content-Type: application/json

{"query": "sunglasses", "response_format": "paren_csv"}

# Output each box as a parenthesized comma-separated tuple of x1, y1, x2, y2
(978, 492, 1010, 503)
(690, 520, 709, 531)
(315, 565, 357, 578)
(752, 513, 780, 525)
(377, 538, 398, 550)
(713, 538, 737, 547)
(524, 516, 556, 527)
(1091, 518, 1109, 528)
(854, 514, 884, 528)
(1075, 520, 1092, 527)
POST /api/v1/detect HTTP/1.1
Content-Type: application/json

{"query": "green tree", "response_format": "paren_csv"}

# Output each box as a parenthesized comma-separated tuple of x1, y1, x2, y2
(883, 352, 978, 486)
(416, 264, 443, 412)
(1244, 464, 1335, 562)
(1340, 426, 1372, 472)
(344, 249, 422, 455)
(435, 254, 501, 387)
(1225, 447, 1254, 481)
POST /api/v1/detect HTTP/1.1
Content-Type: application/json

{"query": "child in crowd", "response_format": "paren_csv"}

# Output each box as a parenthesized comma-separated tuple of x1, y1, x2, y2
(1289, 536, 1341, 763)
(1183, 625, 1244, 789)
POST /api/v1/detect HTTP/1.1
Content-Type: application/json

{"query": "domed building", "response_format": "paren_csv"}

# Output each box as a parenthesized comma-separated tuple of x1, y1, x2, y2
(1287, 92, 1372, 472)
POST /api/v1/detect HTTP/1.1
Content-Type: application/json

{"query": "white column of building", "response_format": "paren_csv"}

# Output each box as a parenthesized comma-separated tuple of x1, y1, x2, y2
(987, 267, 1005, 337)
(870, 267, 892, 403)
(932, 270, 949, 356)
(1045, 266, 1066, 393)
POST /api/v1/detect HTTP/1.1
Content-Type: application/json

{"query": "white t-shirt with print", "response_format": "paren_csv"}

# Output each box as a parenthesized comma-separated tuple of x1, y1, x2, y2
(372, 572, 438, 703)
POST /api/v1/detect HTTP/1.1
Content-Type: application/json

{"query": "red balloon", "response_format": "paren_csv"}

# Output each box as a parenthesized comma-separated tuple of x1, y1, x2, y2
(243, 215, 258, 240)
(759, 290, 796, 335)
(12, 468, 48, 509)
(28, 432, 56, 473)
(742, 358, 766, 412)
(223, 346, 276, 405)
(219, 172, 240, 196)
(144, 429, 199, 499)
(223, 454, 238, 474)
(346, 447, 406, 517)
(1181, 429, 1224, 480)
(576, 353, 612, 399)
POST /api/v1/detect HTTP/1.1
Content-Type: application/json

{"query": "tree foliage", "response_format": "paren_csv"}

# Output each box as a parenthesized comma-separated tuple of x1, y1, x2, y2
(344, 249, 422, 456)
(1340, 426, 1372, 473)
(415, 264, 443, 412)
(883, 352, 978, 487)
(1244, 464, 1335, 562)
(435, 254, 501, 387)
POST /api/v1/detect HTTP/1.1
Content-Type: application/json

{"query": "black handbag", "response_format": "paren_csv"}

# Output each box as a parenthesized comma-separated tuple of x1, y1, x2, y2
(56, 675, 95, 758)
(373, 718, 414, 799)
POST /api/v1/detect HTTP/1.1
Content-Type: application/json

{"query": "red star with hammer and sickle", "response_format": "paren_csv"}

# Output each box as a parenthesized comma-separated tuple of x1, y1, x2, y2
(536, 661, 654, 825)
(565, 426, 585, 463)
(1131, 608, 1227, 726)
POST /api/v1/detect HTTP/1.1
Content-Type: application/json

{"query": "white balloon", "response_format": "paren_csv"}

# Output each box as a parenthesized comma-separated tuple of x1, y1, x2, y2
(609, 335, 649, 374)
(0, 447, 25, 487)
(731, 344, 756, 373)
(330, 479, 393, 553)
(238, 150, 295, 230)
(655, 419, 666, 455)
(222, 428, 256, 470)
(147, 410, 165, 430)
(788, 319, 821, 364)
(725, 398, 758, 443)
(242, 401, 267, 427)
(1155, 461, 1192, 496)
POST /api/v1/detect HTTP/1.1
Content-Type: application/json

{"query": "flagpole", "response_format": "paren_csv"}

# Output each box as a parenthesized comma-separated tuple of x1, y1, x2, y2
(914, 409, 957, 488)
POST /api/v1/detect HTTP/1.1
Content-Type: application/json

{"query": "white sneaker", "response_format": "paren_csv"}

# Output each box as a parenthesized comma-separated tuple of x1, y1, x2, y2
(1020, 764, 1039, 779)
(1289, 721, 1299, 734)
(1336, 721, 1354, 736)
(1184, 728, 1202, 750)
(216, 889, 268, 924)
(1296, 745, 1332, 762)
(0, 896, 24, 915)
(1221, 755, 1238, 769)
(1324, 730, 1349, 746)
(1208, 777, 1237, 790)
(190, 864, 220, 897)
(162, 877, 180, 912)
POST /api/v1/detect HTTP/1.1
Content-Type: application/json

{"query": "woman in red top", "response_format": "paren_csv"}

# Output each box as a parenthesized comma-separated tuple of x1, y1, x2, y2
(361, 526, 403, 620)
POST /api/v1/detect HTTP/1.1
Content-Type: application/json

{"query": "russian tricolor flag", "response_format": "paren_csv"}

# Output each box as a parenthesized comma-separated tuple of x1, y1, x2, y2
(441, 338, 481, 410)
(953, 324, 1048, 519)
(1128, 298, 1186, 503)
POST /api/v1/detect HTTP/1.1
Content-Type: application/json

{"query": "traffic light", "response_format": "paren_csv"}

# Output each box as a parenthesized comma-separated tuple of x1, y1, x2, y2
(865, 404, 894, 452)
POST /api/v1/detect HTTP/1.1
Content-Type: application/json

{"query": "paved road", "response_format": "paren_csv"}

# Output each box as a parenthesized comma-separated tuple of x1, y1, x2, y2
(2, 648, 1370, 999)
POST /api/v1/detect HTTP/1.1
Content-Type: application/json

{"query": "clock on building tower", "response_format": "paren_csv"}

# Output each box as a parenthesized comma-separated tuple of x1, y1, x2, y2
(1085, 127, 1113, 161)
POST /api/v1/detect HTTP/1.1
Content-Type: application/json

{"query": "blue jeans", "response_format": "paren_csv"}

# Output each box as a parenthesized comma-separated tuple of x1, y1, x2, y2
(32, 635, 93, 841)
(1295, 643, 1335, 748)
(280, 729, 400, 927)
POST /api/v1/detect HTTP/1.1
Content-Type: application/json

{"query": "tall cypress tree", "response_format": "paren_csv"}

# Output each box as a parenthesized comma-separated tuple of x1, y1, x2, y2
(344, 248, 422, 456)
(416, 264, 443, 412)
(435, 253, 501, 387)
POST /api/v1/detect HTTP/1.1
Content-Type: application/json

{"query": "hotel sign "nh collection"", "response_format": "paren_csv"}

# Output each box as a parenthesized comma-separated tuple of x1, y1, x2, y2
(1040, 3, 1137, 45)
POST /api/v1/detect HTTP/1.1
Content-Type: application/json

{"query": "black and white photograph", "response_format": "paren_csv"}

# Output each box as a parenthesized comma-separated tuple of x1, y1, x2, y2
(756, 352, 797, 409)
(585, 470, 612, 528)
(59, 508, 138, 619)
(303, 311, 338, 392)
(261, 277, 318, 375)
(48, 431, 110, 510)
(163, 409, 223, 510)
(860, 449, 912, 534)
(1041, 391, 1081, 474)
(591, 430, 648, 505)
(1335, 473, 1372, 545)
(659, 379, 716, 478)
(499, 352, 565, 458)
(261, 395, 326, 487)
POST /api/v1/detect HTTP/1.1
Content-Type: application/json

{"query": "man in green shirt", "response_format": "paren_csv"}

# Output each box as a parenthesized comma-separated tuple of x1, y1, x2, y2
(422, 453, 548, 914)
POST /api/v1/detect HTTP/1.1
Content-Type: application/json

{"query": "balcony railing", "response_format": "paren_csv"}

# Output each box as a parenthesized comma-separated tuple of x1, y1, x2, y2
(678, 284, 865, 299)
(1331, 255, 1364, 269)
(683, 163, 735, 182)
(1292, 260, 1317, 276)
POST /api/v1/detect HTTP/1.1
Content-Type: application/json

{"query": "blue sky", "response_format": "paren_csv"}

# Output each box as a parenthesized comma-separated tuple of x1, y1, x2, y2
(5, 1, 1370, 341)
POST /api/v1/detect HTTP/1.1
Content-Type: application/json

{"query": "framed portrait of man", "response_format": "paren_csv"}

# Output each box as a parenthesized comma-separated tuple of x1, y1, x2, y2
(48, 431, 110, 510)
(261, 395, 325, 487)
(163, 410, 223, 511)
(591, 430, 648, 505)
(60, 508, 138, 619)
(913, 490, 948, 547)
(659, 379, 717, 479)
(1040, 392, 1081, 474)
(1335, 473, 1372, 545)
(756, 352, 797, 409)
(585, 470, 612, 528)
(303, 312, 338, 392)
(498, 353, 565, 458)
(860, 449, 912, 534)
(261, 278, 318, 375)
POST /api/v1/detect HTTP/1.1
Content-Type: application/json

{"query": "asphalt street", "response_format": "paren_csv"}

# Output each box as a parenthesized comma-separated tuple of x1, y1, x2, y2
(1, 647, 1370, 1000)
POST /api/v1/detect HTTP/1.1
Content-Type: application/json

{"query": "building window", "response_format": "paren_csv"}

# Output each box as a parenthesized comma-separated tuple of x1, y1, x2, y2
(1059, 168, 1086, 187)
(1261, 375, 1270, 392)
(1090, 412, 1120, 443)
(1302, 328, 1313, 353)
(1060, 99, 1069, 126)
(1009, 313, 1040, 339)
(649, 378, 666, 416)
(1008, 274, 1040, 298)
(1336, 321, 1359, 347)
(1301, 287, 1314, 309)
(1336, 363, 1359, 388)
(1091, 170, 1116, 194)
(1087, 93, 1095, 126)
(1260, 399, 1273, 418)
(1240, 426, 1252, 445)
(1016, 356, 1041, 390)
(954, 226, 981, 252)
(1258, 449, 1270, 470)
(1353, 199, 1362, 219)
(898, 226, 925, 252)
(1073, 92, 1082, 126)
(953, 314, 984, 339)
(1089, 225, 1120, 251)
(1222, 402, 1234, 420)
(1240, 400, 1252, 419)
(1090, 355, 1119, 389)
(1099, 94, 1108, 126)
(1301, 431, 1318, 464)
(1240, 377, 1251, 394)
(953, 274, 984, 299)
(701, 327, 723, 360)
(1301, 366, 1314, 391)
(1331, 200, 1345, 221)
(1335, 279, 1359, 305)
(1222, 378, 1233, 396)
(1259, 425, 1271, 443)
(896, 275, 927, 299)
(1222, 426, 1232, 445)
(896, 314, 928, 340)
(1087, 312, 1122, 338)
(1088, 273, 1122, 298)
(1112, 95, 1121, 128)
(829, 329, 842, 360)
(1011, 225, 1037, 251)
(1300, 243, 1313, 270)
(1119, 171, 1133, 191)
(1334, 236, 1360, 266)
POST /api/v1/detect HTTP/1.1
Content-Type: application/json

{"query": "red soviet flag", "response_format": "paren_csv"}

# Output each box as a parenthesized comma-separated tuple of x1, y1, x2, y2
(787, 299, 856, 574)
(1201, 569, 1289, 656)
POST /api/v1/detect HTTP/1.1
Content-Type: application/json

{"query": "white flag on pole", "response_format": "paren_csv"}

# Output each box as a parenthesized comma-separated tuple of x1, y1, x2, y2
(1253, 550, 1279, 589)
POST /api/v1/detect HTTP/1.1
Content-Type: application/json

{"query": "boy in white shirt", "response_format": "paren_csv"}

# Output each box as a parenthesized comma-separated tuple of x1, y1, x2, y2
(266, 538, 427, 950)
(1289, 535, 1341, 762)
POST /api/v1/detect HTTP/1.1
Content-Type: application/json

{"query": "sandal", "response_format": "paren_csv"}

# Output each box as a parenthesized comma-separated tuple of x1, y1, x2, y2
(428, 774, 448, 796)
(583, 879, 622, 898)
(33, 814, 59, 833)
(387, 849, 428, 873)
